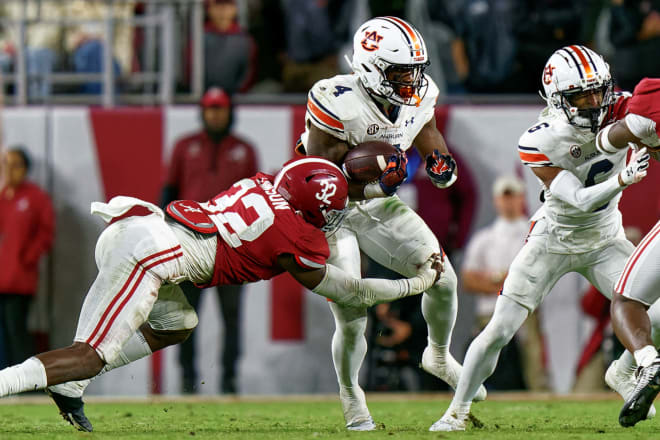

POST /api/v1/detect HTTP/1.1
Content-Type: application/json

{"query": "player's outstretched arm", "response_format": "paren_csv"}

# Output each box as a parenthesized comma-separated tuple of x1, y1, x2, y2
(533, 152, 650, 213)
(277, 254, 441, 308)
(414, 116, 458, 188)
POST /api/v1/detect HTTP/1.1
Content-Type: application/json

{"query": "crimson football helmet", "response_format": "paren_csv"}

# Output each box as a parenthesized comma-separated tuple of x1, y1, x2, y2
(273, 157, 349, 235)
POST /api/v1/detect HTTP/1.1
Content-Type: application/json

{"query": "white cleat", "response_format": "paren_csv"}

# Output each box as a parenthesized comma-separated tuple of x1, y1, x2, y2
(346, 416, 377, 431)
(606, 360, 656, 420)
(429, 413, 466, 432)
(421, 345, 487, 401)
(339, 386, 374, 431)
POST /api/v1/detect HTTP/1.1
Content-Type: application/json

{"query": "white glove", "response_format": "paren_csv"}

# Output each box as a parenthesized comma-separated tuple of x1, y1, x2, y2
(405, 255, 442, 295)
(619, 146, 650, 186)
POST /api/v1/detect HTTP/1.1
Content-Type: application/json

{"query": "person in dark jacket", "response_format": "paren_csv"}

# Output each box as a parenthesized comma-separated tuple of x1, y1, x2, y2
(161, 87, 258, 394)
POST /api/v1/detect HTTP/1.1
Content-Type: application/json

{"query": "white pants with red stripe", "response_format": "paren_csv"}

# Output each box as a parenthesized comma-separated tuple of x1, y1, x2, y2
(74, 215, 199, 364)
(615, 219, 660, 306)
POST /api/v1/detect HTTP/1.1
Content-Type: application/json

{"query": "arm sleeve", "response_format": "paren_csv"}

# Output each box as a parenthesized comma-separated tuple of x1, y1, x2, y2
(23, 192, 55, 266)
(625, 114, 657, 140)
(312, 262, 435, 307)
(549, 169, 623, 213)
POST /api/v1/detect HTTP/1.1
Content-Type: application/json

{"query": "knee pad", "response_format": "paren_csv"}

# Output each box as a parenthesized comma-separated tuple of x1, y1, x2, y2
(148, 284, 199, 331)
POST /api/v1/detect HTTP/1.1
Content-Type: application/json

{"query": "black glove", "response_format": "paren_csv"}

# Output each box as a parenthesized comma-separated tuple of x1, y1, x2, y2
(425, 149, 457, 188)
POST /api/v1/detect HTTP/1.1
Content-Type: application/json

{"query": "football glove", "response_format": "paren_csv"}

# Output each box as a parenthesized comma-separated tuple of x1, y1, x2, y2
(378, 153, 408, 196)
(425, 149, 457, 188)
(619, 146, 650, 186)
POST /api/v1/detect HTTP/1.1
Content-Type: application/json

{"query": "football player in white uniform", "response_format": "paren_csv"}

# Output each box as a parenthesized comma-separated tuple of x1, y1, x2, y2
(430, 46, 660, 432)
(298, 16, 486, 431)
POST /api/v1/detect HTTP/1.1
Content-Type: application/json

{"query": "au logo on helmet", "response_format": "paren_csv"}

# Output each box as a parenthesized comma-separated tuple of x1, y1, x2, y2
(543, 64, 555, 85)
(361, 31, 383, 51)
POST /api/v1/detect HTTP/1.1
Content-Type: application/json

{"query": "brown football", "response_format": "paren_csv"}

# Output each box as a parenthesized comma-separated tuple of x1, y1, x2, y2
(342, 141, 400, 183)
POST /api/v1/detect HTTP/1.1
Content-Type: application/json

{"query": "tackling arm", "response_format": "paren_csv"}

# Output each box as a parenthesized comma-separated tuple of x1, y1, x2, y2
(277, 253, 441, 308)
(414, 116, 458, 188)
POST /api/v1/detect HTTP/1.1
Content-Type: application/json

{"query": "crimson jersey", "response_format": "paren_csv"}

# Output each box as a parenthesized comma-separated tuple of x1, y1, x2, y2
(628, 78, 660, 136)
(167, 173, 329, 287)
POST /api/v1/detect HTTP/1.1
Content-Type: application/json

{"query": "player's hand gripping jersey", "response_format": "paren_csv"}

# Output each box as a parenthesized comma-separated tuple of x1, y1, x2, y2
(167, 173, 329, 286)
(300, 73, 439, 154)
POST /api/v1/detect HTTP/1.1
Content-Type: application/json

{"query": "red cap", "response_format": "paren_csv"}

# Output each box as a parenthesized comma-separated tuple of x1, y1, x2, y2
(201, 87, 231, 108)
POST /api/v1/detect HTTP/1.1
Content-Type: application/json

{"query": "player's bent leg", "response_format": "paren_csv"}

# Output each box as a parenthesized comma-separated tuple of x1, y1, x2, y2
(329, 302, 374, 431)
(419, 260, 487, 402)
(431, 296, 529, 432)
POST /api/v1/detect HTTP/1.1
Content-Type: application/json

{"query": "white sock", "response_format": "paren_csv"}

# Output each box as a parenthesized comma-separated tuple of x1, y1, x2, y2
(454, 296, 528, 404)
(0, 357, 48, 397)
(421, 267, 458, 347)
(617, 350, 638, 376)
(446, 401, 471, 420)
(49, 329, 153, 398)
(426, 338, 450, 360)
(634, 345, 658, 368)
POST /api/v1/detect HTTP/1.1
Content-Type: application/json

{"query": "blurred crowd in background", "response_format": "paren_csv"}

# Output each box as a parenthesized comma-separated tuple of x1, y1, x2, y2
(0, 0, 659, 101)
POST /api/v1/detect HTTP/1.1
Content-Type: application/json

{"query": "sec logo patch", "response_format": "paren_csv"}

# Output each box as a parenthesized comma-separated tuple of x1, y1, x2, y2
(570, 145, 582, 158)
(367, 124, 379, 135)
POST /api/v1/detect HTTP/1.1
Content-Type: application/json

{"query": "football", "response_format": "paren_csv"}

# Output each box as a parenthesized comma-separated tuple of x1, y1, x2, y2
(342, 141, 400, 183)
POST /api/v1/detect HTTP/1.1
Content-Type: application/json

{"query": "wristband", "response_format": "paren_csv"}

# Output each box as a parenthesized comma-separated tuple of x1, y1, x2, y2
(363, 182, 386, 199)
(595, 124, 619, 154)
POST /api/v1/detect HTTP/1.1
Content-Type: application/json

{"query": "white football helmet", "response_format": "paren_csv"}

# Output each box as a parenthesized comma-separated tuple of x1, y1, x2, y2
(541, 45, 613, 132)
(346, 16, 429, 106)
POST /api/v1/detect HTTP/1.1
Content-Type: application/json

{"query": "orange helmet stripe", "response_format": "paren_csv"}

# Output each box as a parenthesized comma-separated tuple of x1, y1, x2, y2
(384, 16, 423, 55)
(569, 45, 594, 78)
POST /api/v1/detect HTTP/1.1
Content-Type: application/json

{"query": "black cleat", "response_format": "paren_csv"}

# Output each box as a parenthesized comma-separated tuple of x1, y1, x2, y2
(47, 390, 93, 432)
(619, 358, 660, 428)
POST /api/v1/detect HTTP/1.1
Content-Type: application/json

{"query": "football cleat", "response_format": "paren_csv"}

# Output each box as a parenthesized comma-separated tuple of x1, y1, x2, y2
(346, 416, 377, 431)
(619, 358, 660, 427)
(605, 359, 655, 420)
(339, 385, 373, 431)
(429, 413, 466, 432)
(47, 389, 93, 432)
(421, 344, 487, 401)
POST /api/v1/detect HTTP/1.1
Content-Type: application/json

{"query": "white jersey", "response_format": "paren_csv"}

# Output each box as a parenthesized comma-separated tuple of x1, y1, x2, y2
(300, 73, 439, 152)
(518, 107, 628, 253)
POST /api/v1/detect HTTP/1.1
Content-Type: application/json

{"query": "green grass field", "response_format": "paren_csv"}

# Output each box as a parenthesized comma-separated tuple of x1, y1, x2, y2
(0, 394, 657, 439)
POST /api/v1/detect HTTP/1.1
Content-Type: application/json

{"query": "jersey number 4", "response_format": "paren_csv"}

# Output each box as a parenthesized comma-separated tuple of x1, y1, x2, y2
(203, 179, 274, 247)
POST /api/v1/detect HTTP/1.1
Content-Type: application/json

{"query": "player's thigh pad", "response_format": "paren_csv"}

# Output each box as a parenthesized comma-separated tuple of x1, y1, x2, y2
(501, 221, 571, 311)
(75, 216, 184, 363)
(615, 221, 660, 306)
(579, 235, 634, 300)
(347, 197, 438, 278)
(148, 283, 199, 331)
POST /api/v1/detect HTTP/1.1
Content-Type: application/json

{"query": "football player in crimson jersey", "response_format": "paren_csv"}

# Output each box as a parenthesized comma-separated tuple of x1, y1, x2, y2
(297, 16, 486, 431)
(593, 78, 660, 427)
(432, 50, 660, 432)
(0, 157, 442, 432)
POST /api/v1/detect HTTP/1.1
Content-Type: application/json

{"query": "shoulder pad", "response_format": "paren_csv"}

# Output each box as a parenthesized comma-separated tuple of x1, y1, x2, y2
(518, 120, 557, 168)
(306, 76, 359, 138)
